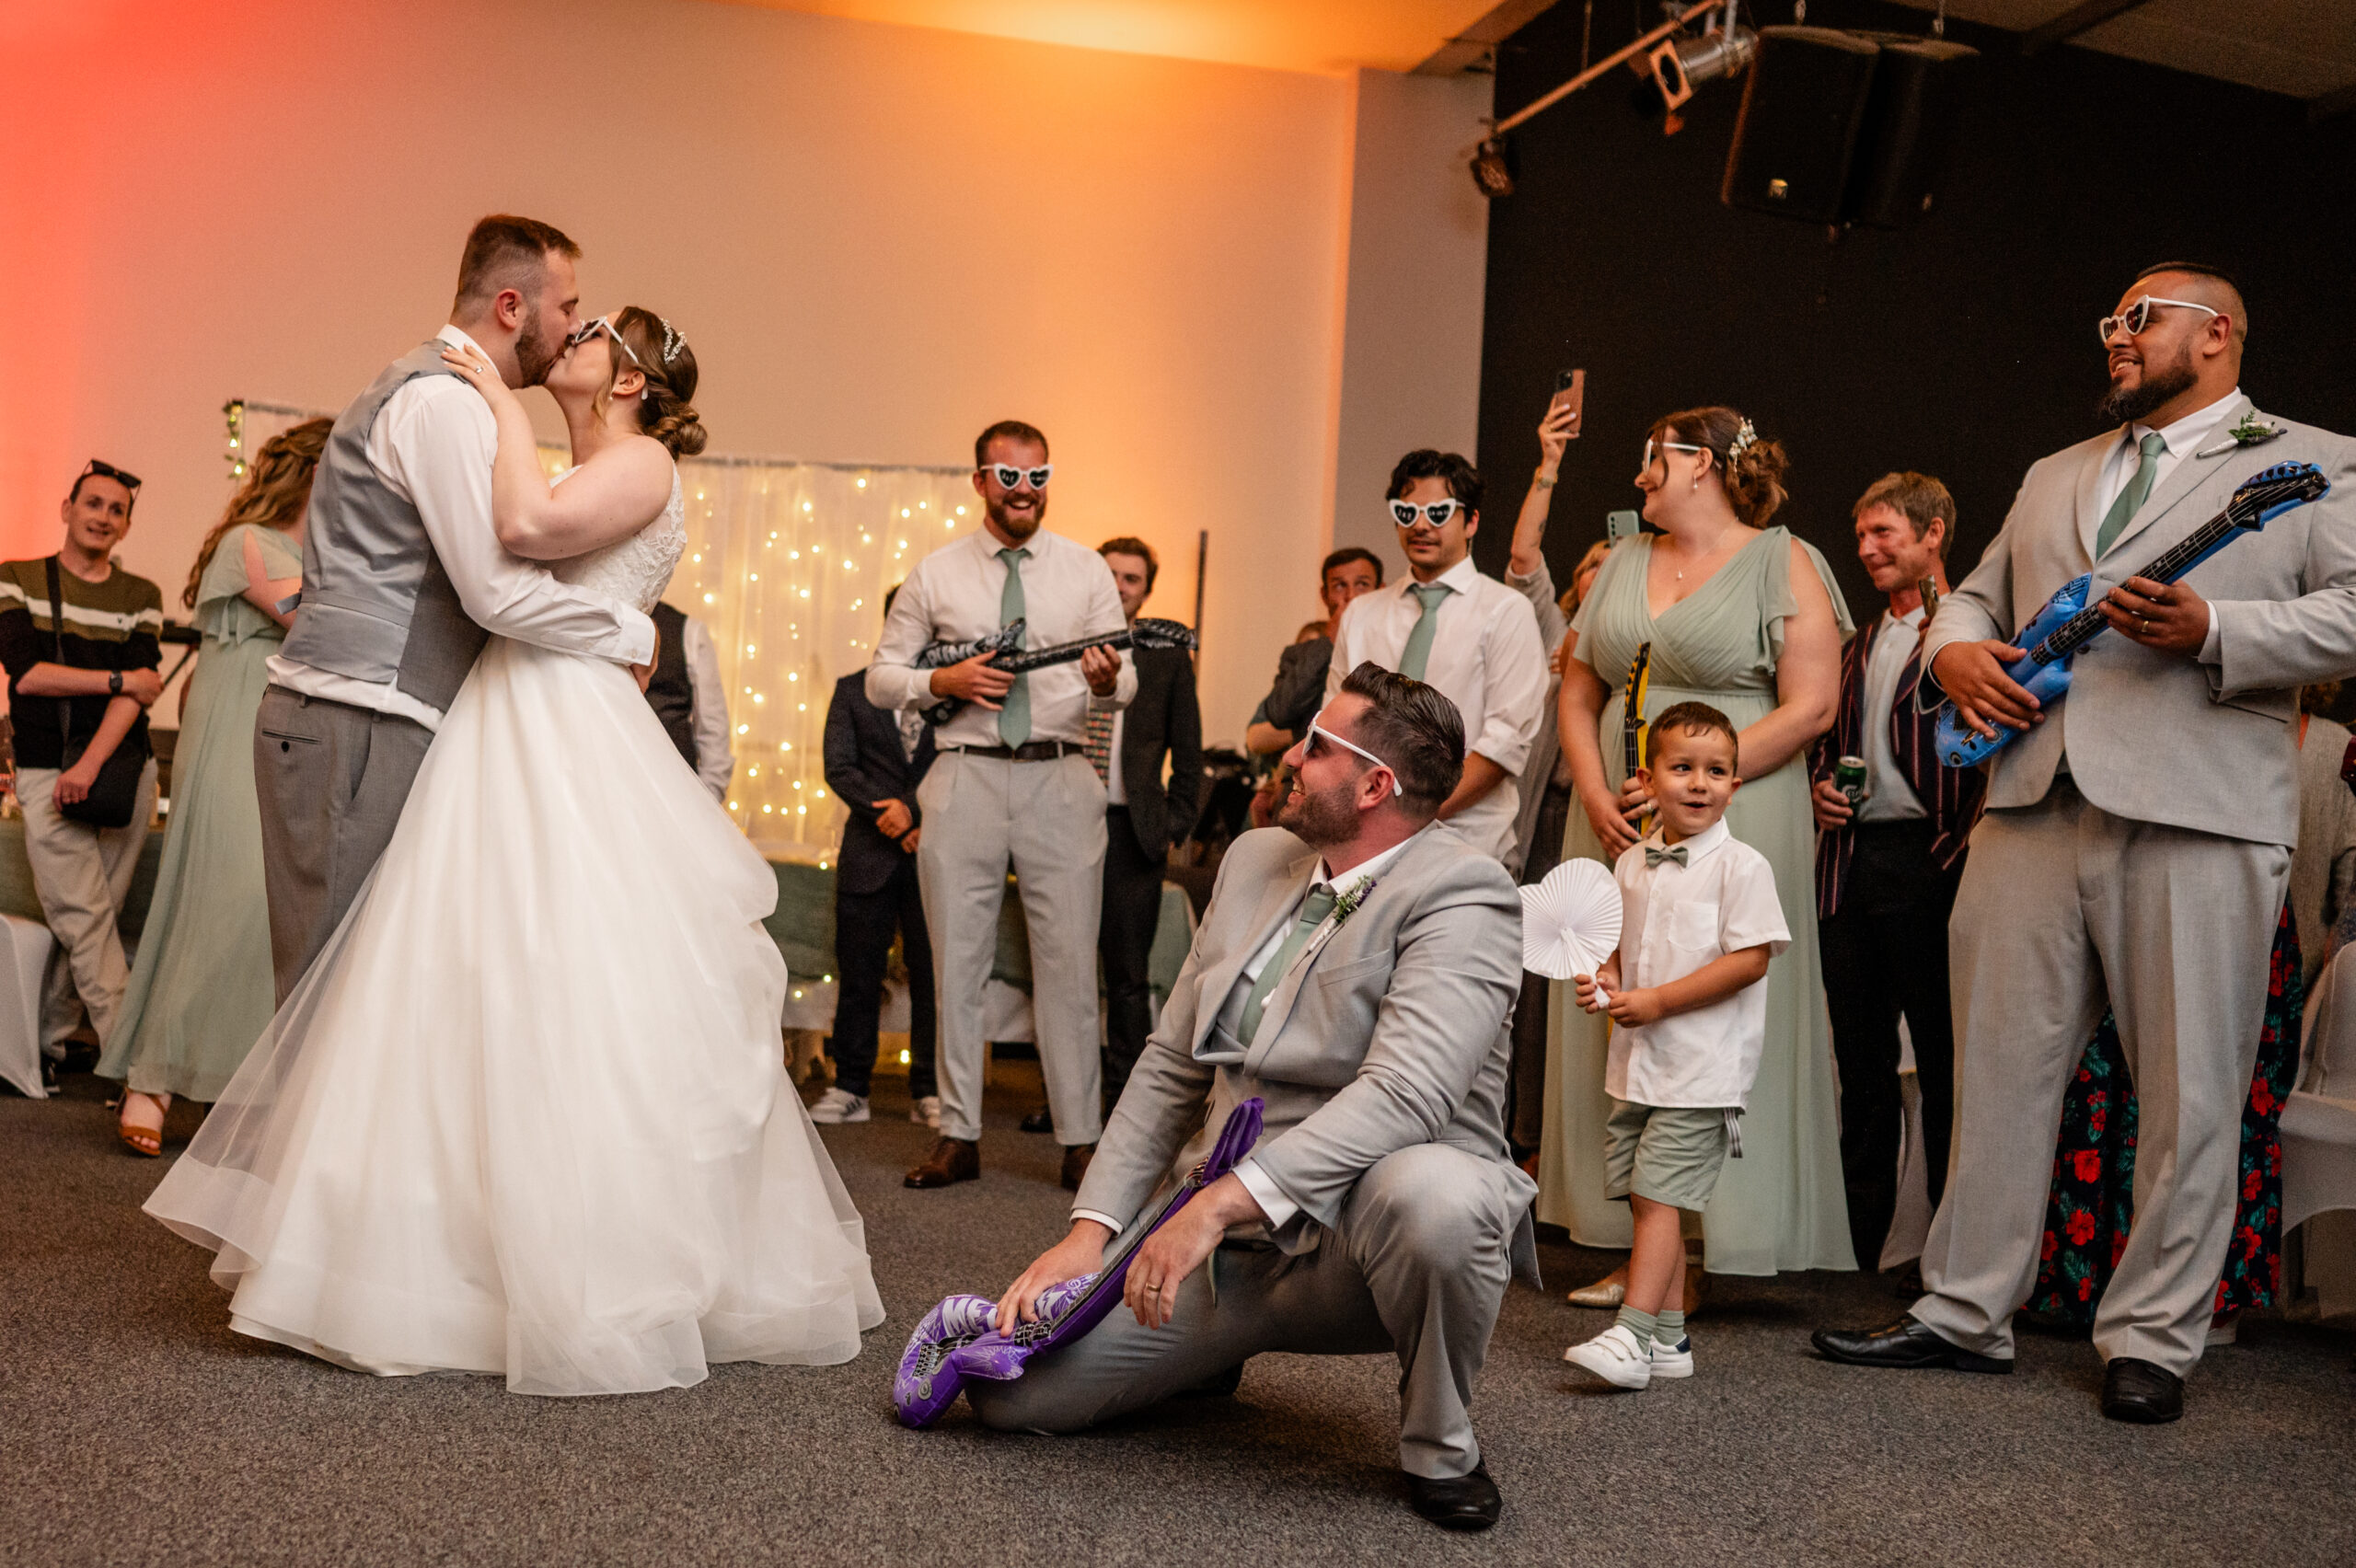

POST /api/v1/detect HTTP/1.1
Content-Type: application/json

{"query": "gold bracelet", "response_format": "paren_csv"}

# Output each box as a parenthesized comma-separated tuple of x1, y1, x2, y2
(1534, 471, 1556, 490)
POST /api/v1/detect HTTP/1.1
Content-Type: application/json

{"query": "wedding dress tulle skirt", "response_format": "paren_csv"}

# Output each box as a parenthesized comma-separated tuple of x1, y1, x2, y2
(145, 637, 884, 1395)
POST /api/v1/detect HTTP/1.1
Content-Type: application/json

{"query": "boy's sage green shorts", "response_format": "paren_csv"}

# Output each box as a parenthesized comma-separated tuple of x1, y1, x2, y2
(1602, 1097, 1738, 1213)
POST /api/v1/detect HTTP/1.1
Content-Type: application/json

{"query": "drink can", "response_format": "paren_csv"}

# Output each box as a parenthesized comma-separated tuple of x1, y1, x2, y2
(1833, 755, 1869, 807)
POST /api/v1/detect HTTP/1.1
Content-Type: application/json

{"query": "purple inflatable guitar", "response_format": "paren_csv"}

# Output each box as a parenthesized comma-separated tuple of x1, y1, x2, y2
(893, 1097, 1265, 1428)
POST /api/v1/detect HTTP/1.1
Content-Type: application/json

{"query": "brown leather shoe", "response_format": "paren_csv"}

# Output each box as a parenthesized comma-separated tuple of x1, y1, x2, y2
(1060, 1143, 1096, 1192)
(905, 1137, 980, 1189)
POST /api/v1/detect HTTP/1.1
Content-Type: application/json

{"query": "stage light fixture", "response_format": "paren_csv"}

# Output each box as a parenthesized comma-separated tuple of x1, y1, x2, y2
(1639, 2, 1756, 135)
(1468, 136, 1517, 198)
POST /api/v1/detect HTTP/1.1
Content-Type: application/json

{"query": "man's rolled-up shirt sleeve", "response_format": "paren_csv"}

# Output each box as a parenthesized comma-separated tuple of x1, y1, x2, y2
(865, 569, 938, 713)
(391, 383, 655, 666)
(1472, 594, 1546, 776)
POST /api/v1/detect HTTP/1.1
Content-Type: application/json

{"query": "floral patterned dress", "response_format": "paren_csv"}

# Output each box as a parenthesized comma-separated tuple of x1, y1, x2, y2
(2029, 904, 2302, 1321)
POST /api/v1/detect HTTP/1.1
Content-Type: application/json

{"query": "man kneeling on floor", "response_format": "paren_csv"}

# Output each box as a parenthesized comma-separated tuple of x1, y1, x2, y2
(979, 662, 1536, 1533)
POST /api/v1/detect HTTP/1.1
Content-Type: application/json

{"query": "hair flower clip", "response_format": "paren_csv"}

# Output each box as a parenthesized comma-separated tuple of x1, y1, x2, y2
(1727, 419, 1760, 461)
(659, 317, 685, 365)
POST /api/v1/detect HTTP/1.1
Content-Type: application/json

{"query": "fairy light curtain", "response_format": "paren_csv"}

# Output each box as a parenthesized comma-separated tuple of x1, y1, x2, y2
(227, 400, 980, 857)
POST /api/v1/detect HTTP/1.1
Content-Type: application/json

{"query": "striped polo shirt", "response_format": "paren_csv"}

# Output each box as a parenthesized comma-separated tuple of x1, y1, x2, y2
(0, 556, 165, 771)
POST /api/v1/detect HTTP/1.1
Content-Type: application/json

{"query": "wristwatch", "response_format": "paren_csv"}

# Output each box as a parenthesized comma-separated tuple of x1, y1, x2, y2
(108, 671, 123, 696)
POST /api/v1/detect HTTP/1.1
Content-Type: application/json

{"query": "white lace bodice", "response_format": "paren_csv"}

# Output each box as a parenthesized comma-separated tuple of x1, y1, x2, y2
(549, 468, 686, 614)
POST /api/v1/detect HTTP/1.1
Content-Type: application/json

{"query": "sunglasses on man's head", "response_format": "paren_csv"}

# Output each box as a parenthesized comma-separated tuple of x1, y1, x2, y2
(78, 458, 142, 493)
(1303, 718, 1403, 798)
(1389, 498, 1464, 529)
(982, 462, 1052, 491)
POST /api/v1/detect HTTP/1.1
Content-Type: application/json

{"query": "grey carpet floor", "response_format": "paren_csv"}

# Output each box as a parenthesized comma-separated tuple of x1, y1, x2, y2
(6, 1061, 2356, 1568)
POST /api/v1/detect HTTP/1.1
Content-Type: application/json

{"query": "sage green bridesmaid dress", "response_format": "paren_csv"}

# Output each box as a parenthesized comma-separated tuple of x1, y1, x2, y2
(98, 525, 299, 1101)
(1537, 527, 1858, 1275)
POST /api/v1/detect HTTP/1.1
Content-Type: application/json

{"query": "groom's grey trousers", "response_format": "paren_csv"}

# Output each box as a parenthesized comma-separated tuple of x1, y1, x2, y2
(966, 1141, 1527, 1479)
(1911, 782, 2289, 1378)
(254, 686, 434, 1002)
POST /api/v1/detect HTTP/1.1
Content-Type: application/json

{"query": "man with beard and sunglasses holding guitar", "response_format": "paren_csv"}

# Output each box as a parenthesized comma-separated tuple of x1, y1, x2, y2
(868, 420, 1136, 1192)
(1815, 265, 2356, 1424)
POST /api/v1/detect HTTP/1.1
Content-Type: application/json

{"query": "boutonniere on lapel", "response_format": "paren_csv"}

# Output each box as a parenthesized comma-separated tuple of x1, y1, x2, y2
(2196, 413, 2285, 460)
(1330, 877, 1380, 928)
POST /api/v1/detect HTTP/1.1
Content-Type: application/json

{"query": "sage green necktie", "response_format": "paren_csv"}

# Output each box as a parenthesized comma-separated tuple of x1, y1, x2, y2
(1398, 582, 1452, 682)
(996, 547, 1031, 746)
(2096, 432, 2167, 558)
(1239, 884, 1337, 1047)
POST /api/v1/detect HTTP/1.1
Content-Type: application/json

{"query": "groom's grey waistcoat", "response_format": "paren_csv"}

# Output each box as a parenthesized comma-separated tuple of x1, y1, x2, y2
(1075, 822, 1536, 1272)
(277, 340, 491, 712)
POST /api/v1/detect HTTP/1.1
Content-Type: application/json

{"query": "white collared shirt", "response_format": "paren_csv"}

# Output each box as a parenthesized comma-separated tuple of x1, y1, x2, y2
(865, 525, 1135, 749)
(1072, 830, 1423, 1237)
(2095, 386, 2244, 524)
(1324, 552, 1548, 860)
(1104, 708, 1127, 804)
(1606, 819, 1789, 1111)
(267, 324, 658, 729)
(1858, 606, 1927, 823)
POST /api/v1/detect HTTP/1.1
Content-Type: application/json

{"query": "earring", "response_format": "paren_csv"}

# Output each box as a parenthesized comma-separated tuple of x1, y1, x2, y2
(1691, 471, 1703, 490)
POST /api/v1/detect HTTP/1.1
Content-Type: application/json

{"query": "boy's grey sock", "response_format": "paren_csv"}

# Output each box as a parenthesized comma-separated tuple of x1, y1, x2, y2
(1656, 1307, 1687, 1346)
(1614, 1305, 1657, 1351)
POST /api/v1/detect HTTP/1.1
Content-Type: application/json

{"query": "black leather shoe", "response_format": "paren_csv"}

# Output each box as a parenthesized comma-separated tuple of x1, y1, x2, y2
(1811, 1314, 2012, 1373)
(2102, 1356, 2184, 1424)
(904, 1137, 980, 1189)
(1407, 1462, 1500, 1532)
(1020, 1104, 1055, 1135)
(1059, 1143, 1096, 1192)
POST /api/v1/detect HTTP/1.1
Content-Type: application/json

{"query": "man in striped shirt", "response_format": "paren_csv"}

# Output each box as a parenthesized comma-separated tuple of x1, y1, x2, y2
(1807, 472, 1982, 1275)
(0, 460, 165, 1073)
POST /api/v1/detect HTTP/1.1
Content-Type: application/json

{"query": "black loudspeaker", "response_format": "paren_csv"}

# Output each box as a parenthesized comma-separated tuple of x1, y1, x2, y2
(1720, 27, 1881, 224)
(1844, 38, 1979, 228)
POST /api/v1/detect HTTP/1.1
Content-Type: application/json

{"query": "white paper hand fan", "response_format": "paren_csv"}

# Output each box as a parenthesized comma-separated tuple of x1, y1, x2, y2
(1519, 859, 1623, 981)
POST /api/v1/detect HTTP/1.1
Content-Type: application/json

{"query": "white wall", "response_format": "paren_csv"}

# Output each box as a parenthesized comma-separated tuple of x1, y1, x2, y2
(2, 2, 1492, 747)
(1327, 68, 1494, 579)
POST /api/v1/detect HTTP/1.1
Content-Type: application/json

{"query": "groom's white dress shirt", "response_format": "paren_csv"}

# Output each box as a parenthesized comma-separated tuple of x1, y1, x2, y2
(2093, 386, 2243, 668)
(267, 325, 657, 731)
(1073, 832, 1420, 1236)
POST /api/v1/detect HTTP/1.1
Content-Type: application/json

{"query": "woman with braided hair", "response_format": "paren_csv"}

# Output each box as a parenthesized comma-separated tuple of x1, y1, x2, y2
(147, 306, 881, 1395)
(1543, 405, 1858, 1316)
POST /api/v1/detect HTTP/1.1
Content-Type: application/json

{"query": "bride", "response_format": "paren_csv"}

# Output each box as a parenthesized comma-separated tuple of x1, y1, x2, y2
(146, 306, 884, 1395)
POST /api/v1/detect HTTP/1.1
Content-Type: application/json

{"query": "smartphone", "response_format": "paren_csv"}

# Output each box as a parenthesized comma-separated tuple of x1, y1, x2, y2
(1606, 509, 1640, 542)
(1553, 368, 1586, 427)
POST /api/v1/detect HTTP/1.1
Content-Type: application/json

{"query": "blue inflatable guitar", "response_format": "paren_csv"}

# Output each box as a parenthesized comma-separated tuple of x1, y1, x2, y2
(1932, 460, 2331, 769)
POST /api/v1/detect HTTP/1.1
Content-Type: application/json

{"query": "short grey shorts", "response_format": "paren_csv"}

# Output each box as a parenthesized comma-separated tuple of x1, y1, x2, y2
(1602, 1098, 1736, 1212)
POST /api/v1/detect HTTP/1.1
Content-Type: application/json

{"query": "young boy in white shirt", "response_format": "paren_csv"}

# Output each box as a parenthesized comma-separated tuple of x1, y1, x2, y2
(1565, 702, 1790, 1389)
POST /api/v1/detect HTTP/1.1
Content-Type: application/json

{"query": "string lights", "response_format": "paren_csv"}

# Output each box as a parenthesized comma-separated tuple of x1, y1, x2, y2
(231, 398, 976, 867)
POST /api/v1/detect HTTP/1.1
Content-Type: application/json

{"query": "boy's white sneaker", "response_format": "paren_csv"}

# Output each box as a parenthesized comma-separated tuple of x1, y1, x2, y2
(1649, 1334, 1693, 1379)
(1564, 1325, 1654, 1389)
(807, 1088, 871, 1124)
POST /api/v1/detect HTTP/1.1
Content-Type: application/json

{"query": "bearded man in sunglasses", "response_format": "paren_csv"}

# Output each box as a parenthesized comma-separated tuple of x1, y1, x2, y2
(868, 420, 1135, 1193)
(1815, 264, 2356, 1425)
(981, 663, 1534, 1532)
(1324, 450, 1547, 864)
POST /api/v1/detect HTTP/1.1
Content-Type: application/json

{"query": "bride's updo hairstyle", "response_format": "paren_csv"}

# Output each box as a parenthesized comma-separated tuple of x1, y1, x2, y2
(597, 306, 708, 458)
(1649, 405, 1788, 527)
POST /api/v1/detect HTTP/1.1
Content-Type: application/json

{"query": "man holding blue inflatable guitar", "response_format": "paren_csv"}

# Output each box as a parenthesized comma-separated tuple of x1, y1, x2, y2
(1815, 264, 2356, 1424)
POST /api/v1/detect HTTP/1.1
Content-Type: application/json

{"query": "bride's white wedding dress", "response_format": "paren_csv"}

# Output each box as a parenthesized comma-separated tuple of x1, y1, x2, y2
(147, 470, 884, 1395)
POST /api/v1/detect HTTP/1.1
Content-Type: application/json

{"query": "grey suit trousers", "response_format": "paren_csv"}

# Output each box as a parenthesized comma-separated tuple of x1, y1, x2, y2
(915, 749, 1105, 1146)
(1911, 782, 2288, 1376)
(253, 686, 435, 1003)
(967, 1142, 1524, 1479)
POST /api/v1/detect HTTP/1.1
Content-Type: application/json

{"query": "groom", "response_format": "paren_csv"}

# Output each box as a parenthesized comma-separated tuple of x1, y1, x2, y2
(977, 663, 1537, 1533)
(256, 215, 657, 998)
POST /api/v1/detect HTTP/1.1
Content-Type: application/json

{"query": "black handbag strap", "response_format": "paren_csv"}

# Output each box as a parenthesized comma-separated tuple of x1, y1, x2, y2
(44, 555, 76, 753)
